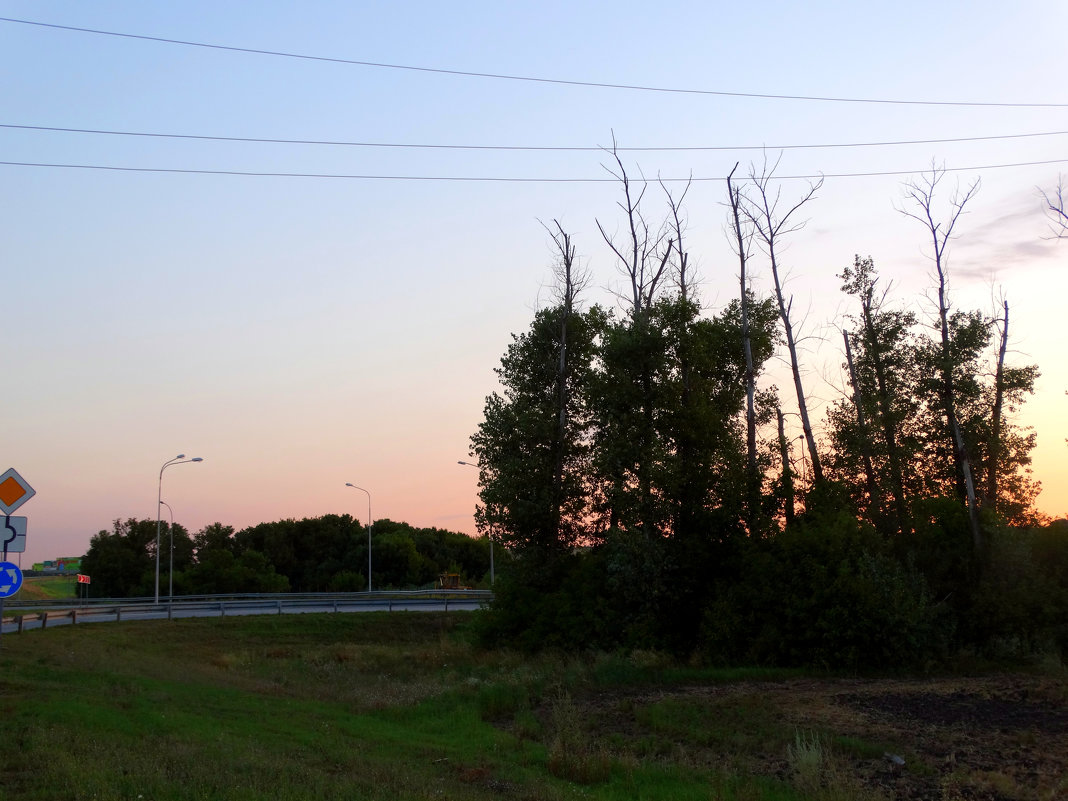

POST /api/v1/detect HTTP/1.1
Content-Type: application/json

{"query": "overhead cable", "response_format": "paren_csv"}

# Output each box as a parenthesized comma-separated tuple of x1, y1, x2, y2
(3, 122, 1067, 152)
(2, 17, 1066, 109)
(3, 158, 1066, 181)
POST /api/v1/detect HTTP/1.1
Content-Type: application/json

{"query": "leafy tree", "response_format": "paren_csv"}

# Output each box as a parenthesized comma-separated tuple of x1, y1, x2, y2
(830, 257, 1042, 534)
(829, 256, 923, 534)
(591, 294, 778, 540)
(471, 303, 605, 560)
(183, 548, 290, 594)
(80, 518, 157, 597)
(193, 522, 236, 560)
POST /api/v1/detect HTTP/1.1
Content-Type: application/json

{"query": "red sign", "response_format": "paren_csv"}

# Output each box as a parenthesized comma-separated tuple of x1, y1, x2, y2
(76, 574, 90, 584)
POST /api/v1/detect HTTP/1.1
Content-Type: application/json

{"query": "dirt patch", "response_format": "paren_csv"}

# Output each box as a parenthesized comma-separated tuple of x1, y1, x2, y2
(563, 673, 1068, 800)
(824, 675, 1068, 800)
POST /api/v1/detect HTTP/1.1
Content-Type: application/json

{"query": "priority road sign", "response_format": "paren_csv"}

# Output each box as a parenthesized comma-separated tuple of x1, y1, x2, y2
(0, 562, 23, 598)
(1, 516, 26, 553)
(0, 468, 35, 515)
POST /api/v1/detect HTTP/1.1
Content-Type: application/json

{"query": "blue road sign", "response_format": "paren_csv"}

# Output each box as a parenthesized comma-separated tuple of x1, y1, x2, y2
(0, 562, 23, 598)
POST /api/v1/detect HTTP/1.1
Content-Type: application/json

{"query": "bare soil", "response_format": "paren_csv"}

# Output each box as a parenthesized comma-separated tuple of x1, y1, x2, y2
(579, 672, 1068, 800)
(731, 674, 1065, 800)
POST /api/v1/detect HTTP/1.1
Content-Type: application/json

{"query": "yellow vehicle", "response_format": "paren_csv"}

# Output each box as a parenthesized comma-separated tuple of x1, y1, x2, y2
(437, 572, 470, 590)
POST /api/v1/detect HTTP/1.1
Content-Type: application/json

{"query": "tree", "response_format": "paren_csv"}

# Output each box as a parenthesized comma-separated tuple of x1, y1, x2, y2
(184, 548, 290, 594)
(597, 138, 673, 319)
(727, 163, 764, 534)
(899, 167, 983, 549)
(831, 256, 921, 536)
(80, 518, 157, 597)
(471, 300, 603, 560)
(193, 522, 236, 560)
(742, 156, 825, 487)
(1041, 175, 1068, 239)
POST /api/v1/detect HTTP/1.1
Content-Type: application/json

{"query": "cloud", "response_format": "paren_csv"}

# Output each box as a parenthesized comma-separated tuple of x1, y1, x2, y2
(949, 184, 1064, 282)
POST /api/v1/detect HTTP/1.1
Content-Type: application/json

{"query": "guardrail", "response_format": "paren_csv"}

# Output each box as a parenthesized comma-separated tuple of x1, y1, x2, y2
(1, 590, 493, 634)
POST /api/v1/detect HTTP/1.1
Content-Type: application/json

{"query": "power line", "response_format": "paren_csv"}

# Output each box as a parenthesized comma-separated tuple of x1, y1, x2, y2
(3, 158, 1066, 182)
(3, 122, 1067, 153)
(2, 16, 1066, 109)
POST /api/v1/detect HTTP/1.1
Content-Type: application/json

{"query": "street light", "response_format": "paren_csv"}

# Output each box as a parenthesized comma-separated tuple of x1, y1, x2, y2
(456, 460, 492, 584)
(159, 500, 175, 600)
(345, 483, 373, 592)
(155, 454, 203, 604)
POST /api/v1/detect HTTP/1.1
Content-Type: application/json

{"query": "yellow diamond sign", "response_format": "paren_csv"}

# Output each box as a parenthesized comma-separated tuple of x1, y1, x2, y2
(0, 468, 35, 515)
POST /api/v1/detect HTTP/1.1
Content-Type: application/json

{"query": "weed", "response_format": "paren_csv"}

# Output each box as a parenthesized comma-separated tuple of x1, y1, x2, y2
(787, 729, 824, 791)
(476, 682, 529, 720)
(513, 708, 542, 741)
(545, 693, 613, 784)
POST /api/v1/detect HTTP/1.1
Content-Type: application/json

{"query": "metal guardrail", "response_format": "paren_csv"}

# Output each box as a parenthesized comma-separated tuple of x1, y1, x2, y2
(0, 590, 493, 634)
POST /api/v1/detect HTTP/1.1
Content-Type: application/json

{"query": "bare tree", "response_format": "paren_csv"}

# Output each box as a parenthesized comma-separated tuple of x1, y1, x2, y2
(1040, 176, 1068, 239)
(597, 136, 672, 318)
(776, 407, 796, 525)
(743, 156, 825, 486)
(985, 299, 1009, 516)
(898, 167, 982, 549)
(660, 176, 694, 301)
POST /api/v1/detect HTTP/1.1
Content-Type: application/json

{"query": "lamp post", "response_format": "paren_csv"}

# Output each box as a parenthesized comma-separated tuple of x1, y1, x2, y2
(155, 454, 203, 604)
(159, 500, 175, 600)
(345, 483, 372, 592)
(457, 460, 492, 584)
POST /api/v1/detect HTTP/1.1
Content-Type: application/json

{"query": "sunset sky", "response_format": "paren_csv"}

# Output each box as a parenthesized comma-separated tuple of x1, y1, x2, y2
(3, 1, 1066, 567)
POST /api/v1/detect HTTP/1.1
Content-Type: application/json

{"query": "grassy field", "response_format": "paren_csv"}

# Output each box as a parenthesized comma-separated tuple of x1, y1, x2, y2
(0, 612, 1063, 801)
(14, 575, 77, 601)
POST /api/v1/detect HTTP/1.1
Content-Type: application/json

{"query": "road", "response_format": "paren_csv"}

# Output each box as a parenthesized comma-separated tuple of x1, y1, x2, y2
(0, 593, 489, 634)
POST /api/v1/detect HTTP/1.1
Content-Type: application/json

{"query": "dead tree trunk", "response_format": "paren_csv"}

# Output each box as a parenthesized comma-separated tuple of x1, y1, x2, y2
(860, 290, 910, 537)
(544, 219, 588, 542)
(597, 137, 671, 319)
(985, 299, 1010, 515)
(727, 163, 762, 533)
(744, 158, 824, 486)
(900, 167, 982, 549)
(777, 408, 795, 526)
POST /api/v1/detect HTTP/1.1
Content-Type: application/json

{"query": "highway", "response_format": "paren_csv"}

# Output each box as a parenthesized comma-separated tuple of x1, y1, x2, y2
(0, 591, 490, 634)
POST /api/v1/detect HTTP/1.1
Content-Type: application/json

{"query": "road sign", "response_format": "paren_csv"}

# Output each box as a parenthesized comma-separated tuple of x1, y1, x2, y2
(1, 517, 26, 553)
(77, 574, 90, 584)
(0, 562, 23, 598)
(0, 468, 35, 515)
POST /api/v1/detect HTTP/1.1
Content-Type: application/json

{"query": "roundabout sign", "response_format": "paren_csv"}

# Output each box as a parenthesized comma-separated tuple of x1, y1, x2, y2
(0, 562, 22, 598)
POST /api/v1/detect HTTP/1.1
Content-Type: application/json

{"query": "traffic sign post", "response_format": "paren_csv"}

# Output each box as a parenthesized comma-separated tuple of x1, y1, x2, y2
(0, 469, 35, 648)
(0, 468, 35, 515)
(2, 516, 27, 555)
(77, 574, 91, 604)
(0, 562, 23, 598)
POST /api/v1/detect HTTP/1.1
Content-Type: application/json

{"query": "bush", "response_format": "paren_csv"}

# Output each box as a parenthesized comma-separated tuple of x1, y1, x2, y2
(701, 511, 941, 670)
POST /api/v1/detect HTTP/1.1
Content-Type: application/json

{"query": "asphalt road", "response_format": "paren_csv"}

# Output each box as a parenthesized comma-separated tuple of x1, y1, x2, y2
(0, 595, 487, 634)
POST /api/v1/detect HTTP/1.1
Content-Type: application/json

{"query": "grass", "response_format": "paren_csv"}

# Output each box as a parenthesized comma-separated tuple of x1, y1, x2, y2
(13, 575, 77, 601)
(0, 612, 1060, 800)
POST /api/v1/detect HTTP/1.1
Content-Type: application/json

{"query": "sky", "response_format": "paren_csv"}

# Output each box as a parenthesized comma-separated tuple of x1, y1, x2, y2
(2, 1, 1067, 567)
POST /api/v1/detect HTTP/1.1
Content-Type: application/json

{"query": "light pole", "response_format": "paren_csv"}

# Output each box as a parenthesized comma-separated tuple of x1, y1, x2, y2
(457, 460, 492, 584)
(159, 500, 175, 600)
(156, 454, 203, 604)
(345, 483, 372, 592)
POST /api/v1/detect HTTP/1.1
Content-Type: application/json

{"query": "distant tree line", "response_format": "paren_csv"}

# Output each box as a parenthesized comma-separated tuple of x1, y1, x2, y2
(80, 516, 494, 598)
(469, 157, 1067, 668)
